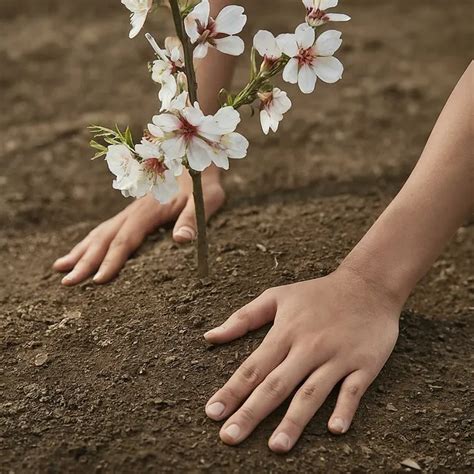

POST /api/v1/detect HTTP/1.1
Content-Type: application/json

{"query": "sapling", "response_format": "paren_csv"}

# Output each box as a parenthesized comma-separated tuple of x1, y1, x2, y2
(89, 0, 350, 277)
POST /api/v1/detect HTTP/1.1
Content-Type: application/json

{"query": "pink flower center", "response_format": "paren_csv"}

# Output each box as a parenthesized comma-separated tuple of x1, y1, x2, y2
(297, 47, 316, 66)
(196, 17, 226, 45)
(196, 17, 216, 42)
(179, 117, 198, 142)
(144, 158, 167, 176)
(307, 8, 329, 23)
(258, 91, 274, 109)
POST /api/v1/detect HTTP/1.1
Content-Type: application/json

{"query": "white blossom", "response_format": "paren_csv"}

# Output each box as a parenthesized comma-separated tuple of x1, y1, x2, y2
(258, 88, 292, 135)
(253, 30, 283, 62)
(106, 144, 142, 197)
(279, 24, 344, 94)
(148, 35, 185, 111)
(134, 140, 181, 202)
(302, 0, 351, 27)
(105, 142, 180, 203)
(121, 0, 153, 39)
(148, 92, 249, 172)
(184, 0, 247, 59)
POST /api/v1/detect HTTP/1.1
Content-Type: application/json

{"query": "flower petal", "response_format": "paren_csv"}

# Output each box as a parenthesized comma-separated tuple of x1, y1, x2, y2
(129, 11, 147, 39)
(272, 89, 292, 115)
(135, 140, 162, 160)
(214, 36, 245, 56)
(184, 0, 210, 43)
(260, 110, 271, 135)
(253, 30, 281, 59)
(298, 64, 317, 93)
(169, 91, 188, 111)
(295, 23, 315, 49)
(221, 132, 249, 159)
(210, 148, 230, 170)
(193, 43, 209, 59)
(148, 123, 164, 138)
(277, 33, 298, 57)
(182, 105, 205, 127)
(152, 113, 181, 132)
(313, 55, 343, 83)
(215, 5, 247, 35)
(320, 0, 339, 10)
(151, 170, 179, 203)
(162, 136, 186, 160)
(326, 13, 351, 22)
(187, 137, 213, 172)
(314, 29, 342, 56)
(192, 0, 210, 26)
(105, 144, 135, 177)
(282, 57, 299, 84)
(213, 106, 241, 133)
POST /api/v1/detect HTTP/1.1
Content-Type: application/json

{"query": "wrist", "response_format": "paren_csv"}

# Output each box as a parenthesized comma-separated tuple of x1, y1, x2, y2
(335, 256, 408, 315)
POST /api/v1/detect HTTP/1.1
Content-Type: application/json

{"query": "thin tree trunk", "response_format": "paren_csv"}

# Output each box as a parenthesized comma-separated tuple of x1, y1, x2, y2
(169, 0, 209, 277)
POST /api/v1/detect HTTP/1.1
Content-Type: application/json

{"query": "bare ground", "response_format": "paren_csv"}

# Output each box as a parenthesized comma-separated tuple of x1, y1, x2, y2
(1, 0, 473, 472)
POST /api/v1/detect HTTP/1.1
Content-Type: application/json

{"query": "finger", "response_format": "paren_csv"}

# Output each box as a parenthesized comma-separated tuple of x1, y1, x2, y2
(268, 362, 345, 453)
(219, 349, 314, 446)
(204, 289, 277, 344)
(205, 329, 290, 421)
(327, 370, 373, 435)
(54, 214, 127, 273)
(172, 197, 197, 242)
(173, 184, 224, 243)
(61, 242, 111, 286)
(92, 220, 147, 284)
(53, 237, 90, 272)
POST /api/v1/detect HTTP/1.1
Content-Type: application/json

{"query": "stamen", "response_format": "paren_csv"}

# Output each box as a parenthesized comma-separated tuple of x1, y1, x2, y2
(144, 158, 167, 176)
(179, 117, 198, 141)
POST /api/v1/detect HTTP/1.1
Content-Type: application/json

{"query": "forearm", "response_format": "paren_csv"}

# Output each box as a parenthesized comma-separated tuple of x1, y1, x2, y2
(341, 62, 473, 305)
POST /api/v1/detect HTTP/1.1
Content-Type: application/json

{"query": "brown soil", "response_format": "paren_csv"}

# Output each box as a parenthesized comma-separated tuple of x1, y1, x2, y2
(1, 0, 473, 472)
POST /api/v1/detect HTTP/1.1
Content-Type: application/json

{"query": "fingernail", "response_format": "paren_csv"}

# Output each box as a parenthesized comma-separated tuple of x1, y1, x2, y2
(93, 271, 103, 283)
(204, 326, 226, 338)
(330, 417, 347, 434)
(224, 424, 240, 441)
(206, 401, 225, 419)
(174, 226, 196, 240)
(272, 432, 291, 451)
(61, 272, 74, 284)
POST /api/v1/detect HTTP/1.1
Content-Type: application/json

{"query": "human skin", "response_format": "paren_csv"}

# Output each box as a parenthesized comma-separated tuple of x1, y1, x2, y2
(204, 62, 473, 453)
(53, 0, 236, 285)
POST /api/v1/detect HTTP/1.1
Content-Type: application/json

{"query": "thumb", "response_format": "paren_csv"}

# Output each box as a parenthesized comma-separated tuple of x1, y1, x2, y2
(172, 197, 197, 243)
(204, 289, 277, 344)
(173, 183, 225, 243)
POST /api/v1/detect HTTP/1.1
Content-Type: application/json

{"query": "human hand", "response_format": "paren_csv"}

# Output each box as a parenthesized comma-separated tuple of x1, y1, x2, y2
(53, 168, 224, 285)
(204, 266, 403, 452)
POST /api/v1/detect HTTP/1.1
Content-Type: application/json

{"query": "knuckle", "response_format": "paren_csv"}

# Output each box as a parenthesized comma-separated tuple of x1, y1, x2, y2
(219, 385, 240, 402)
(261, 288, 274, 298)
(238, 406, 256, 424)
(344, 383, 361, 397)
(238, 362, 260, 385)
(100, 258, 114, 268)
(111, 236, 132, 250)
(88, 228, 99, 239)
(262, 374, 287, 399)
(300, 383, 319, 401)
(283, 415, 303, 432)
(77, 258, 94, 270)
(234, 308, 250, 323)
